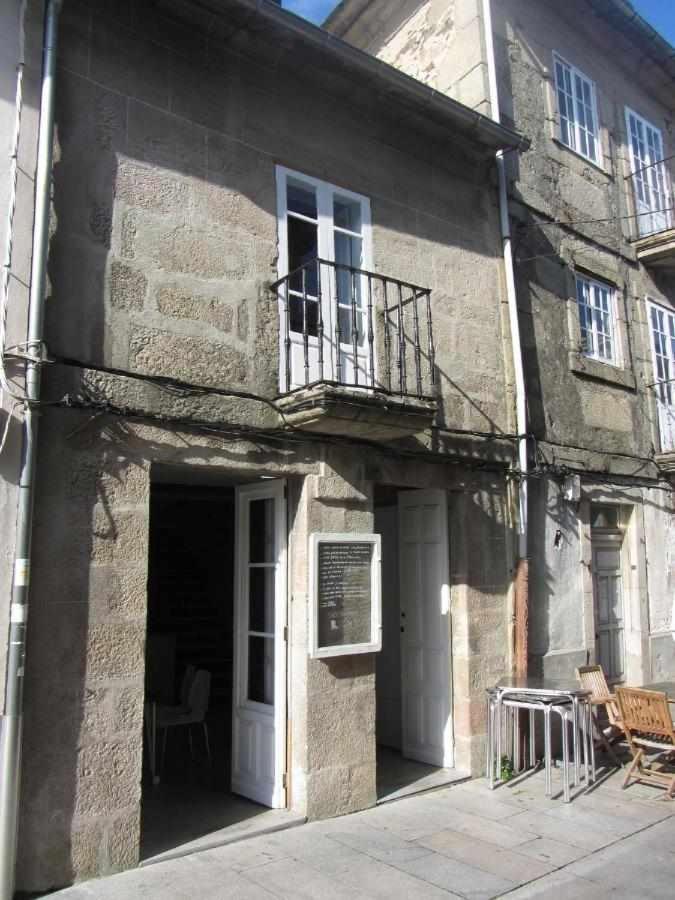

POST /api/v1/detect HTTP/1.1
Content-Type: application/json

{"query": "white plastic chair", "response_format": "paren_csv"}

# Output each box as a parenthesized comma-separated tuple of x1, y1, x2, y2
(158, 669, 212, 772)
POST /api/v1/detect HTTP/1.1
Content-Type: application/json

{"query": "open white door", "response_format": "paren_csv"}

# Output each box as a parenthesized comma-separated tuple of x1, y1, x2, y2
(398, 489, 453, 768)
(232, 480, 287, 807)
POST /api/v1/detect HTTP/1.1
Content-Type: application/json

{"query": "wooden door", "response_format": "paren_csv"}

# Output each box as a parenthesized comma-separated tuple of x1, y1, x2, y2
(592, 539, 625, 683)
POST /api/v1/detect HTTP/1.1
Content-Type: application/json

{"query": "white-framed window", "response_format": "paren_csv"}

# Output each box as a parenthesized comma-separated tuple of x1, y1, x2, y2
(625, 108, 671, 237)
(647, 299, 675, 452)
(575, 273, 620, 365)
(275, 166, 373, 391)
(553, 53, 600, 165)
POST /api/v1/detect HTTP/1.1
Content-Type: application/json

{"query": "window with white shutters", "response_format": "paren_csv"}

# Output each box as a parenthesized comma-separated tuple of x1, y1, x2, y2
(625, 109, 671, 237)
(553, 54, 600, 165)
(575, 274, 619, 365)
(648, 301, 675, 453)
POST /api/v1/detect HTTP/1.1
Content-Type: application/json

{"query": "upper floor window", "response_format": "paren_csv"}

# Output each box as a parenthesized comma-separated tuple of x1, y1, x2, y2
(275, 166, 372, 391)
(553, 54, 600, 165)
(648, 300, 675, 453)
(625, 109, 672, 238)
(575, 274, 619, 365)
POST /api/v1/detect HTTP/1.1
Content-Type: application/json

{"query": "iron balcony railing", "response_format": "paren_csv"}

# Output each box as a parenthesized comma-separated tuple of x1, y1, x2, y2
(270, 258, 435, 400)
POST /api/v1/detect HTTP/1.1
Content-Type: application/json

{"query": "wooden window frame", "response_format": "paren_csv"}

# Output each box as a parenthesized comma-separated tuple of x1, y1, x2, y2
(575, 273, 620, 366)
(625, 108, 672, 237)
(553, 52, 601, 166)
(647, 298, 675, 453)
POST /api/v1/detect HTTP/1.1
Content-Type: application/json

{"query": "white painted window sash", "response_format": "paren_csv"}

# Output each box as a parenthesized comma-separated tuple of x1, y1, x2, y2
(553, 53, 600, 165)
(275, 166, 373, 390)
(575, 274, 619, 365)
(647, 299, 675, 453)
(625, 108, 672, 237)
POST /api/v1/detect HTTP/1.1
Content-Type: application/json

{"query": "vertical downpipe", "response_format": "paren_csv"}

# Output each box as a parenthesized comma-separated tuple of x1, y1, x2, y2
(0, 3, 63, 896)
(481, 0, 529, 678)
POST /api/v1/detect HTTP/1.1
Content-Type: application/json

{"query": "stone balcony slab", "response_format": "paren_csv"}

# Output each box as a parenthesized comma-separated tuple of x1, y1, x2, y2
(634, 227, 675, 270)
(276, 384, 437, 440)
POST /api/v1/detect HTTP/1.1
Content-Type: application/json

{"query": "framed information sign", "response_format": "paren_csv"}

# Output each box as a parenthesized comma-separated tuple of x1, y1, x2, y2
(309, 533, 382, 658)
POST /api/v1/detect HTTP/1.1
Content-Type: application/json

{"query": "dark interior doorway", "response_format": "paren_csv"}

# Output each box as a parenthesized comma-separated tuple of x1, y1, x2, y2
(140, 477, 262, 861)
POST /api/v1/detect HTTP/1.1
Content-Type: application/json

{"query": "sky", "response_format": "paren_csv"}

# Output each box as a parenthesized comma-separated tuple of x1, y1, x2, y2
(282, 0, 675, 45)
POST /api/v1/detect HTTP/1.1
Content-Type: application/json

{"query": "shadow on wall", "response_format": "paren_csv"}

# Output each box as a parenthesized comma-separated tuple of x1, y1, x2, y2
(527, 478, 669, 680)
(16, 0, 511, 890)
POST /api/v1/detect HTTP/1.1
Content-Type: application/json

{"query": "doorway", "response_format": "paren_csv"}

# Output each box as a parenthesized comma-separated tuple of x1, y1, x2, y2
(591, 504, 626, 684)
(374, 486, 459, 801)
(140, 470, 288, 862)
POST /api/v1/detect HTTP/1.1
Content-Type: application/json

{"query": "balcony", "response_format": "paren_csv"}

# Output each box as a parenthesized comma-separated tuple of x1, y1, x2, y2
(270, 259, 437, 439)
(627, 168, 675, 270)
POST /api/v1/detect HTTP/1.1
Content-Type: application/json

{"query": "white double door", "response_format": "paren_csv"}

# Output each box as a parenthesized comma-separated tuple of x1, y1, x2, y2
(398, 490, 453, 768)
(276, 167, 373, 391)
(232, 480, 287, 807)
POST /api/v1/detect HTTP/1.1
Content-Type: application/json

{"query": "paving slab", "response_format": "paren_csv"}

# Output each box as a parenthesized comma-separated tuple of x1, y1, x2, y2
(50, 769, 675, 900)
(512, 836, 590, 868)
(417, 829, 556, 883)
(326, 822, 433, 865)
(504, 809, 619, 852)
(335, 856, 462, 898)
(239, 857, 370, 899)
(392, 850, 516, 899)
(501, 868, 631, 899)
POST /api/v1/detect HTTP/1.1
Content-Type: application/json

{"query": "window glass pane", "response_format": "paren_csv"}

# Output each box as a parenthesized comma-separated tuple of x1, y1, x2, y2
(289, 296, 319, 336)
(334, 232, 363, 302)
(334, 196, 361, 232)
(337, 305, 364, 347)
(334, 232, 365, 348)
(591, 506, 619, 529)
(288, 217, 318, 295)
(250, 498, 275, 564)
(248, 636, 274, 705)
(334, 231, 362, 271)
(249, 567, 275, 633)
(576, 275, 616, 363)
(559, 107, 570, 145)
(287, 180, 317, 219)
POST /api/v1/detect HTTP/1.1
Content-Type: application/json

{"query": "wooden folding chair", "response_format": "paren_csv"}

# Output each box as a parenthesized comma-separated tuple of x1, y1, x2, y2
(615, 687, 675, 798)
(576, 665, 623, 766)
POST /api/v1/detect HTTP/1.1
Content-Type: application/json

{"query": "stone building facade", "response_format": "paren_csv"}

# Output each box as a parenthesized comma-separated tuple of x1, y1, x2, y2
(329, 0, 675, 683)
(0, 0, 529, 891)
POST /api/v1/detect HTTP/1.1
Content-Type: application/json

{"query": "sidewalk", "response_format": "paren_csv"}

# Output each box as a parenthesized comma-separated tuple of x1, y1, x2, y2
(53, 766, 675, 899)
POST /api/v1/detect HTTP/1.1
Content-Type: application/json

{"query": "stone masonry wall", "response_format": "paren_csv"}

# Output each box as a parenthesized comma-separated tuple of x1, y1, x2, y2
(290, 451, 377, 819)
(17, 408, 325, 891)
(341, 0, 675, 685)
(17, 410, 150, 888)
(13, 0, 520, 888)
(45, 0, 512, 442)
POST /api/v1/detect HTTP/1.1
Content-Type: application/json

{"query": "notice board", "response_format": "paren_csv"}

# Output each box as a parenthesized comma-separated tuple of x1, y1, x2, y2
(309, 533, 382, 658)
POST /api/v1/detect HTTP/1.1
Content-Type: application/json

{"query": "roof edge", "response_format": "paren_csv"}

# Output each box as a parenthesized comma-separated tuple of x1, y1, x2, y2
(165, 0, 529, 153)
(326, 0, 675, 80)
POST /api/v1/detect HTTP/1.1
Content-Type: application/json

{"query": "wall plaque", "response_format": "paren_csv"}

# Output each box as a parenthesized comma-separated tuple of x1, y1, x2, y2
(309, 533, 382, 658)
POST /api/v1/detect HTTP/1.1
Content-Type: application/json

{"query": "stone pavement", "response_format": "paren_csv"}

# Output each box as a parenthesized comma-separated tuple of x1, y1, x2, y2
(53, 767, 675, 899)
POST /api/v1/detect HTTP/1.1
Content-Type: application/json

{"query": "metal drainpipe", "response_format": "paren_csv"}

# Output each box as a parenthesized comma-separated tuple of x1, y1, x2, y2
(481, 0, 530, 677)
(0, 2, 63, 896)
